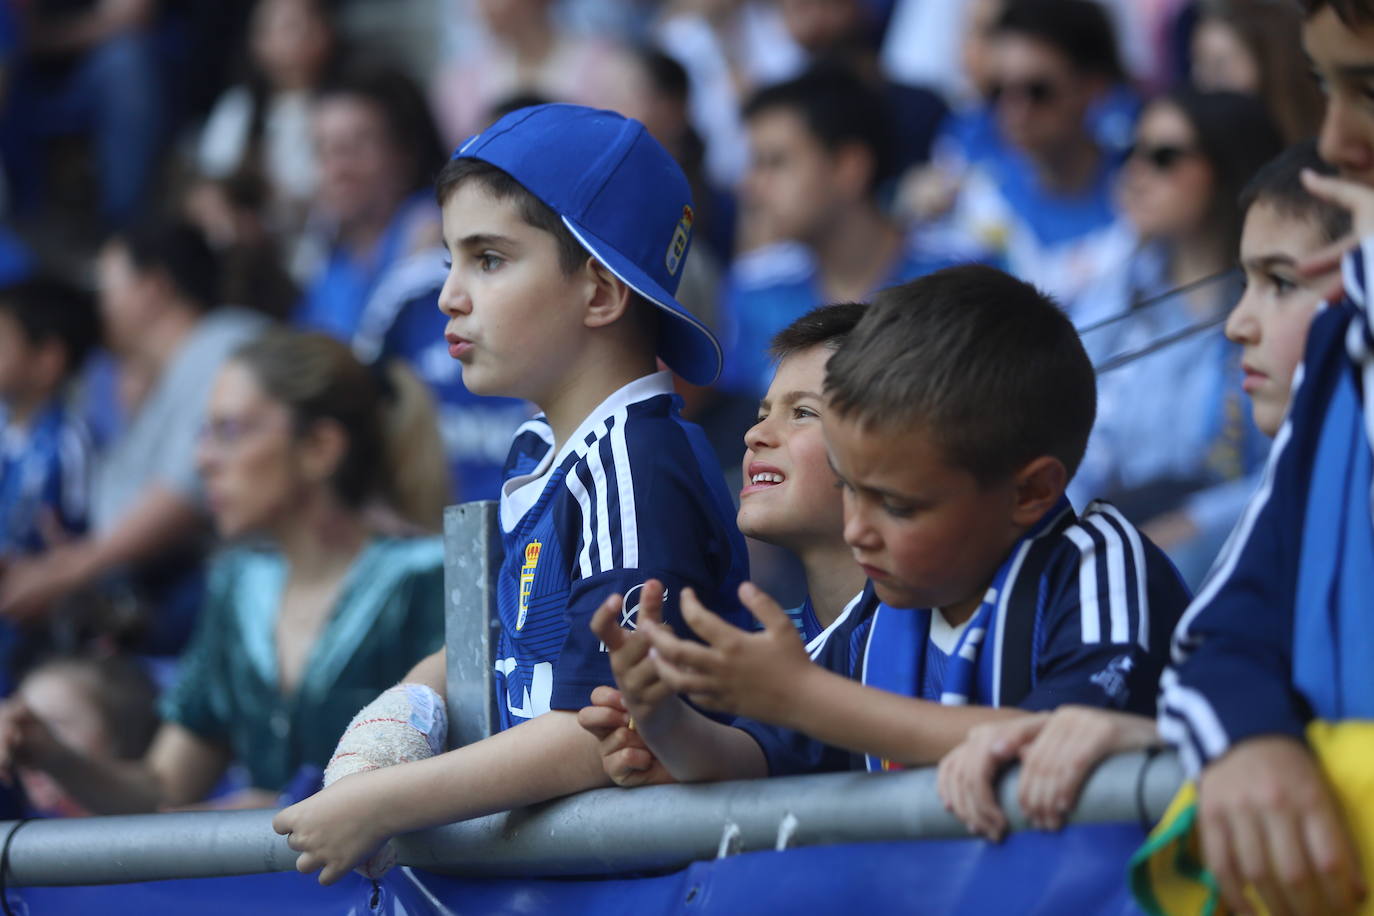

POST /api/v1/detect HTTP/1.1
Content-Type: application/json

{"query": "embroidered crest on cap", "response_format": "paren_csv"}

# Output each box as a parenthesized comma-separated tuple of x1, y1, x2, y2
(665, 205, 694, 276)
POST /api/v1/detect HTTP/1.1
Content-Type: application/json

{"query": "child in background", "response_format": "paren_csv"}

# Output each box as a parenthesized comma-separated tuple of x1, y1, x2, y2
(937, 139, 1351, 844)
(583, 303, 869, 786)
(6, 655, 159, 818)
(272, 104, 749, 884)
(0, 279, 99, 561)
(589, 266, 1190, 785)
(0, 279, 99, 695)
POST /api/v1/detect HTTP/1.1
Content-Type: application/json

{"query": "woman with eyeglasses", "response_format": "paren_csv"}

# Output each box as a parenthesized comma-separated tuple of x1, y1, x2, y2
(0, 330, 450, 813)
(1072, 89, 1284, 586)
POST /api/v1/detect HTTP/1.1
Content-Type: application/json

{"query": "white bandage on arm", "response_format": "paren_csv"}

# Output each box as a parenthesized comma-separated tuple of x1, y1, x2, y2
(323, 683, 447, 881)
(323, 683, 448, 788)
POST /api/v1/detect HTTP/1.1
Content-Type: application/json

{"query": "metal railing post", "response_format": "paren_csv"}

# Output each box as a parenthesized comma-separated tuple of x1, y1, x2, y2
(442, 501, 502, 749)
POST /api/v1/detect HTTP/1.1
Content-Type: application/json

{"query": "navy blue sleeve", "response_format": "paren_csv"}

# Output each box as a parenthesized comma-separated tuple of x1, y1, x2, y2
(728, 611, 864, 776)
(1158, 285, 1361, 776)
(1019, 503, 1191, 718)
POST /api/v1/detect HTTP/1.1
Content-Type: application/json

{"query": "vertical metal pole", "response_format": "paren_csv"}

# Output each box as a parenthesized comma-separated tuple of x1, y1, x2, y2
(443, 501, 501, 749)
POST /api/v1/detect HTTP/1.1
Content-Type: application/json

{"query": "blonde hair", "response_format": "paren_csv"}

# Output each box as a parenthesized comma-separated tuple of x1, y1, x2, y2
(231, 330, 451, 531)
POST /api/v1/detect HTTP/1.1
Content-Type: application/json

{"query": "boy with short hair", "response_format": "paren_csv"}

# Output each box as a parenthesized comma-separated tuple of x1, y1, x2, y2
(593, 266, 1190, 785)
(584, 303, 870, 786)
(938, 138, 1354, 843)
(1145, 4, 1374, 911)
(272, 104, 750, 883)
(0, 278, 99, 561)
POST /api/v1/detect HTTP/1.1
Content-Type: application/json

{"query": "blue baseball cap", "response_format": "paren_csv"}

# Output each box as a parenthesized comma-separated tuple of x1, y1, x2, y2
(451, 104, 721, 386)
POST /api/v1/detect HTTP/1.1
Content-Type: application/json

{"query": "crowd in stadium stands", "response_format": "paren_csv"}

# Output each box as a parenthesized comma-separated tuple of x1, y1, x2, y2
(0, 0, 1368, 911)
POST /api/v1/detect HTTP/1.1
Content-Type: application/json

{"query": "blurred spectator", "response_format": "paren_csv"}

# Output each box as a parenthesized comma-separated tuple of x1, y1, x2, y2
(776, 0, 947, 175)
(915, 0, 1136, 321)
(0, 221, 267, 655)
(0, 279, 98, 559)
(717, 65, 953, 404)
(0, 331, 447, 812)
(613, 49, 732, 324)
(0, 0, 171, 228)
(293, 62, 445, 341)
(1072, 90, 1283, 585)
(0, 278, 99, 695)
(196, 0, 340, 255)
(11, 654, 158, 817)
(180, 172, 300, 321)
(1188, 0, 1323, 144)
(429, 0, 640, 148)
(654, 0, 806, 188)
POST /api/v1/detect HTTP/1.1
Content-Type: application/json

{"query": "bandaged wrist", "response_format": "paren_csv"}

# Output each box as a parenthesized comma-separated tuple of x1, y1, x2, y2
(324, 683, 447, 788)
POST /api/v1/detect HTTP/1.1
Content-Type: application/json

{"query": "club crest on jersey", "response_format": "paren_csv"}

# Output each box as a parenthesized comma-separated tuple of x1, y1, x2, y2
(517, 540, 541, 631)
(664, 205, 694, 277)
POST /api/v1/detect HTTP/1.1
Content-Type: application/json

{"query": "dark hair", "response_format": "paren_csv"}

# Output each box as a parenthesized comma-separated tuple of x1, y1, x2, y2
(317, 60, 447, 195)
(434, 157, 588, 275)
(0, 277, 100, 375)
(993, 0, 1125, 81)
(825, 266, 1096, 483)
(638, 48, 690, 105)
(230, 330, 449, 527)
(485, 91, 554, 126)
(115, 220, 220, 312)
(24, 655, 160, 760)
(1239, 139, 1352, 243)
(1195, 0, 1324, 143)
(1302, 0, 1374, 22)
(770, 301, 868, 362)
(742, 63, 895, 190)
(1154, 89, 1284, 259)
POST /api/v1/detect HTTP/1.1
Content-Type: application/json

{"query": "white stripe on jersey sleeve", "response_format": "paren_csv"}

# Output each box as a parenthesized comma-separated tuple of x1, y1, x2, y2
(1158, 668, 1230, 777)
(610, 408, 639, 569)
(1065, 525, 1102, 643)
(564, 469, 597, 579)
(1086, 514, 1130, 644)
(586, 422, 615, 573)
(1095, 503, 1150, 650)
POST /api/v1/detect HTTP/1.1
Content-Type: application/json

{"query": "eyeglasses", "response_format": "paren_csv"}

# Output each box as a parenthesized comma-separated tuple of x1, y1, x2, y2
(1126, 143, 1199, 172)
(197, 415, 285, 450)
(989, 79, 1059, 107)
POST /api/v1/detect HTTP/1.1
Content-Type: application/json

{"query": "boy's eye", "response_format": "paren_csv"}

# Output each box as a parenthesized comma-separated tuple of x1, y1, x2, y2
(833, 478, 853, 492)
(792, 406, 817, 420)
(882, 501, 916, 519)
(1270, 273, 1298, 296)
(478, 253, 504, 272)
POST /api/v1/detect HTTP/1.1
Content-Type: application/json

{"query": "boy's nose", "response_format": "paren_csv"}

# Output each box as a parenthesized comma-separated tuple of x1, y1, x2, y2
(437, 275, 471, 317)
(842, 500, 880, 552)
(1224, 293, 1259, 345)
(743, 414, 777, 452)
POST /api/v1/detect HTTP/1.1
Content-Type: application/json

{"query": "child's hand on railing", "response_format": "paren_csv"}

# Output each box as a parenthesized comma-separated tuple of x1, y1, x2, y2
(577, 686, 675, 788)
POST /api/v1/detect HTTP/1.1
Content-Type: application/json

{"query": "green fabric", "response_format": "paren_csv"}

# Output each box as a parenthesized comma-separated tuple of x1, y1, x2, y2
(160, 537, 446, 791)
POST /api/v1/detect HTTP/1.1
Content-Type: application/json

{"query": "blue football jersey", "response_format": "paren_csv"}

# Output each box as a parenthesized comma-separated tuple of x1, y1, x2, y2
(493, 372, 750, 729)
(737, 501, 1191, 776)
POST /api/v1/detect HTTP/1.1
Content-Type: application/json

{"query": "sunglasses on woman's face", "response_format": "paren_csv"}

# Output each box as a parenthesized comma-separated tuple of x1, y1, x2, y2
(1126, 143, 1198, 171)
(988, 79, 1059, 107)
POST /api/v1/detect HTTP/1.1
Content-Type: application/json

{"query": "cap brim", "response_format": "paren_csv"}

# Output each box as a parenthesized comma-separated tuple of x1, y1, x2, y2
(562, 216, 723, 387)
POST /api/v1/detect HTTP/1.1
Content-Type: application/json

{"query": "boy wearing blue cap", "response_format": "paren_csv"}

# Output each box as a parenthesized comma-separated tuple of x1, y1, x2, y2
(273, 104, 749, 883)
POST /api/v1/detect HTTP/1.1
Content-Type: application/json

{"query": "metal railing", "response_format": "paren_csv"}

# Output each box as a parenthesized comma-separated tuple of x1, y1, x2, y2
(0, 750, 1183, 886)
(0, 501, 1185, 887)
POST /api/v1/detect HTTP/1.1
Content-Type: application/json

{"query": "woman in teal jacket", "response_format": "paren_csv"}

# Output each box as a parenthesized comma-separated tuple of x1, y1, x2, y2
(0, 330, 451, 811)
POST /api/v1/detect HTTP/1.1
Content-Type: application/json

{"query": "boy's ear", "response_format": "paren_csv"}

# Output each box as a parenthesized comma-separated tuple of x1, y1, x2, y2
(1009, 455, 1067, 527)
(582, 258, 635, 329)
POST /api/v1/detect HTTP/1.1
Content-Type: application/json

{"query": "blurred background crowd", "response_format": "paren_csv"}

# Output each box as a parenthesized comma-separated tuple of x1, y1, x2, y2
(0, 0, 1320, 816)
